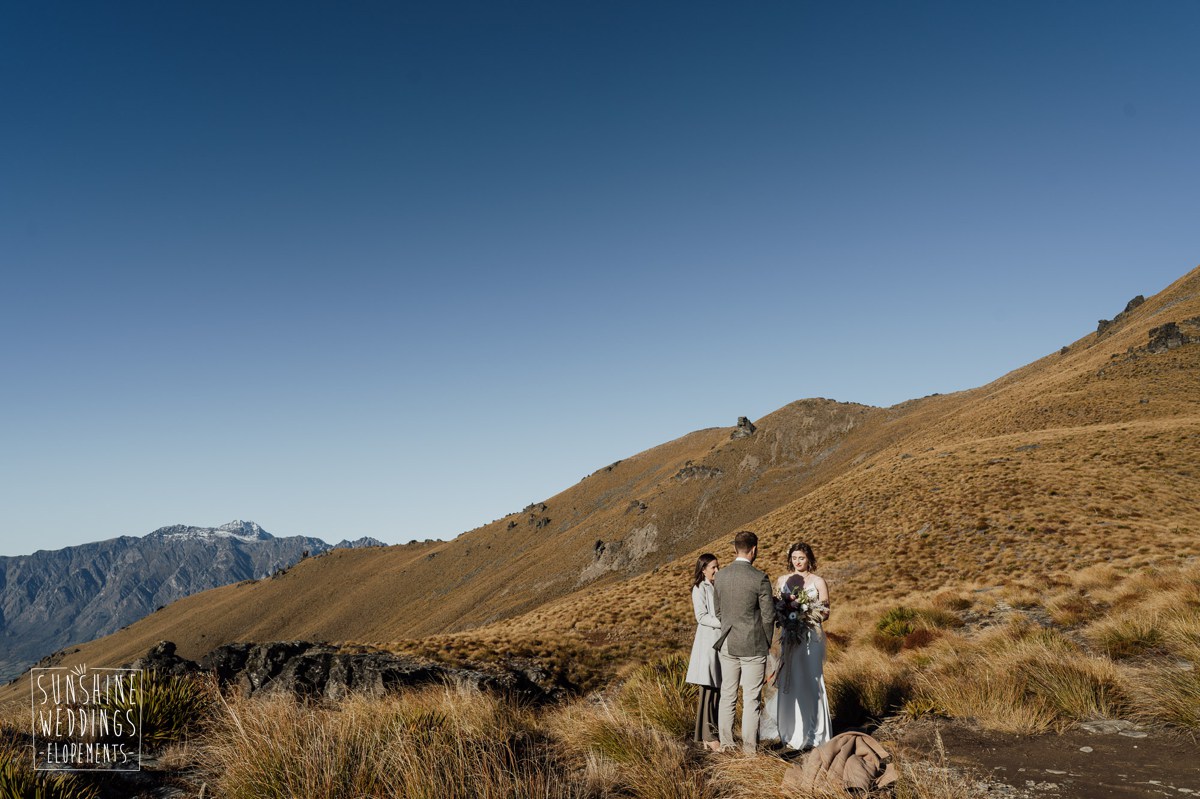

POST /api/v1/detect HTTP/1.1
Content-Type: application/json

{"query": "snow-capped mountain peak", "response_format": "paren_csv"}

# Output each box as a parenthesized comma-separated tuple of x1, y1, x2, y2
(147, 520, 274, 542)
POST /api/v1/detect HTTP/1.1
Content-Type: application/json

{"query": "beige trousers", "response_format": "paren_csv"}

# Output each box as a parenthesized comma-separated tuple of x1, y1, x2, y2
(717, 649, 766, 753)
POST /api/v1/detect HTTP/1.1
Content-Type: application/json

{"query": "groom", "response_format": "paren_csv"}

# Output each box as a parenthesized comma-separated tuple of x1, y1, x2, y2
(712, 529, 774, 754)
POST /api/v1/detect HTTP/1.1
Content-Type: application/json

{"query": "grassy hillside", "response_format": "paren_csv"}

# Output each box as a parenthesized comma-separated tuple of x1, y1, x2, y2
(1, 397, 885, 690)
(4, 265, 1197, 711)
(421, 267, 1199, 667)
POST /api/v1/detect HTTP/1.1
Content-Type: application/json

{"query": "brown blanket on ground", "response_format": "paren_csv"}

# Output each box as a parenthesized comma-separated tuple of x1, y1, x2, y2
(780, 731, 898, 794)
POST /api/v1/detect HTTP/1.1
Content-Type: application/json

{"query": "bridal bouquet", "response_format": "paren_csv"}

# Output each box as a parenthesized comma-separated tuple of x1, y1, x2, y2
(774, 585, 827, 645)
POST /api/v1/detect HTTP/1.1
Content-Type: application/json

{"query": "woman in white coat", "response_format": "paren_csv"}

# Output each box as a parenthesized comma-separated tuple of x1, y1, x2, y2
(685, 553, 722, 751)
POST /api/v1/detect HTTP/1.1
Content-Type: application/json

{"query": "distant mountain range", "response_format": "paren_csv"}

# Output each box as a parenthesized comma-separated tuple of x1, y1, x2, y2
(0, 520, 384, 681)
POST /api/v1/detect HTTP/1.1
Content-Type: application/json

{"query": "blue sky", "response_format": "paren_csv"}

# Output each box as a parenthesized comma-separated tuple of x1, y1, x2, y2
(2, 1, 1197, 555)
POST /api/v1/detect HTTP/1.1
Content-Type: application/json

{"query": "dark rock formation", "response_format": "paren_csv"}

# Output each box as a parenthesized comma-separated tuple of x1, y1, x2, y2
(1097, 295, 1147, 336)
(731, 416, 757, 439)
(1147, 322, 1192, 353)
(673, 465, 724, 481)
(132, 640, 568, 703)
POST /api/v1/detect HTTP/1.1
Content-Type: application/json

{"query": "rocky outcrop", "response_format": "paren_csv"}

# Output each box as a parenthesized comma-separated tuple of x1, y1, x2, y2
(731, 416, 757, 439)
(131, 640, 568, 703)
(673, 465, 724, 481)
(579, 524, 660, 584)
(1097, 294, 1146, 335)
(1146, 322, 1193, 353)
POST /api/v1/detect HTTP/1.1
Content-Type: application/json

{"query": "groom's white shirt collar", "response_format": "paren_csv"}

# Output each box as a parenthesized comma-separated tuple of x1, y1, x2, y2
(735, 556, 752, 563)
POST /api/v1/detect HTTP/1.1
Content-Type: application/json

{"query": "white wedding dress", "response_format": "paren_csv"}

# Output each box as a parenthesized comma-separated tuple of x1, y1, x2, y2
(761, 582, 832, 750)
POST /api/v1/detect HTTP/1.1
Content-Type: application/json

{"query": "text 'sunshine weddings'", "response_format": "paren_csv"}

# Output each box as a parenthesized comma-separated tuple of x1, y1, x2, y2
(32, 667, 142, 769)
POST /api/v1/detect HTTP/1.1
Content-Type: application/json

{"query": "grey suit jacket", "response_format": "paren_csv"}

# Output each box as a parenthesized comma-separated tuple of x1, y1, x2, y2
(712, 559, 775, 658)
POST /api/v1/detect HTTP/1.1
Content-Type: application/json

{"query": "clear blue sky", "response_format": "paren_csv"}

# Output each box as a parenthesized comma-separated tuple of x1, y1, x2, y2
(2, 1, 1197, 555)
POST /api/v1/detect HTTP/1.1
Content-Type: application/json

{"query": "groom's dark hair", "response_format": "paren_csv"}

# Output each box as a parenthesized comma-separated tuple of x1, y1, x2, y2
(732, 530, 758, 554)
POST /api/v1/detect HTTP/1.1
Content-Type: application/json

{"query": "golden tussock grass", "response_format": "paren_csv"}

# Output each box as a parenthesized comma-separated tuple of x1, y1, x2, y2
(826, 646, 913, 724)
(547, 701, 709, 799)
(205, 683, 573, 799)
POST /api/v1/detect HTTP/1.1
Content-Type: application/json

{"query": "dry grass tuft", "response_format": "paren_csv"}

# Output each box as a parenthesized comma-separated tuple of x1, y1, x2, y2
(1086, 613, 1166, 659)
(703, 750, 791, 799)
(205, 684, 574, 799)
(548, 701, 710, 799)
(826, 646, 912, 725)
(912, 627, 1129, 733)
(615, 653, 697, 738)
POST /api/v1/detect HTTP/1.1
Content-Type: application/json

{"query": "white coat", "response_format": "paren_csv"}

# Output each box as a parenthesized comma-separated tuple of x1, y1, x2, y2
(685, 580, 722, 687)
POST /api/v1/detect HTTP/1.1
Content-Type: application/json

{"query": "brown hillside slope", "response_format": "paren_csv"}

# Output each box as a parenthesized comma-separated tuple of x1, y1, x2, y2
(455, 266, 1200, 656)
(6, 265, 1196, 705)
(4, 396, 889, 686)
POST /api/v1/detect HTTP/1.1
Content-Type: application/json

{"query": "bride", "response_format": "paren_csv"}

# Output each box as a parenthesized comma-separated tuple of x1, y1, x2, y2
(766, 541, 832, 750)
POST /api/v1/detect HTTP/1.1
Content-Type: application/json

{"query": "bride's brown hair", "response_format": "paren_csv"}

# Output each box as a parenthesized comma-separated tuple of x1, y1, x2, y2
(692, 553, 718, 588)
(786, 541, 817, 571)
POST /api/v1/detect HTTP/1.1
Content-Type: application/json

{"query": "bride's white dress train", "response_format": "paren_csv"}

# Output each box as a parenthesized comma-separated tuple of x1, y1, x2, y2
(760, 585, 832, 750)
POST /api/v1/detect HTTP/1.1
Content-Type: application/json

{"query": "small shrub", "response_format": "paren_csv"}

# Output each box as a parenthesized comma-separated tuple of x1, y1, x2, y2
(915, 607, 965, 629)
(207, 685, 575, 799)
(877, 607, 918, 638)
(873, 606, 959, 652)
(911, 630, 1129, 733)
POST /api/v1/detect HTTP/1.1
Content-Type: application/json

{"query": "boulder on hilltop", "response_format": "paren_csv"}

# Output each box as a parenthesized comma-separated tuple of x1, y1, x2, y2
(731, 416, 757, 439)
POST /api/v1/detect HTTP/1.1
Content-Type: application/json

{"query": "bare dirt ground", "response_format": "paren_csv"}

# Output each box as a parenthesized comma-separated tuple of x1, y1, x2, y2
(890, 717, 1199, 798)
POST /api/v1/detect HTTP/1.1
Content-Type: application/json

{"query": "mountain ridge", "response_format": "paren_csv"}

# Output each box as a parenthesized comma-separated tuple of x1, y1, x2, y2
(0, 521, 383, 681)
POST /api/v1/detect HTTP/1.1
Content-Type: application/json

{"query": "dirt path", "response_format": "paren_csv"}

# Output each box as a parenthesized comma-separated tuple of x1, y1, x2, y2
(890, 717, 1199, 798)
